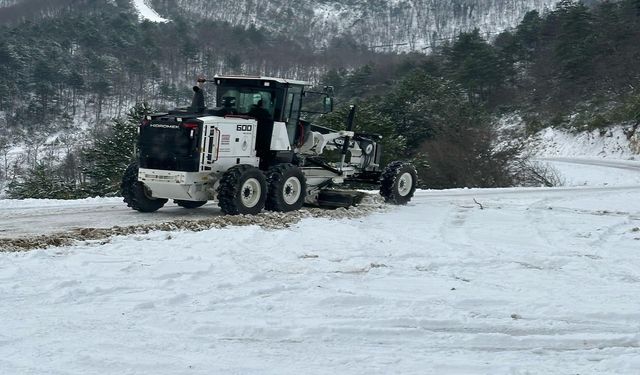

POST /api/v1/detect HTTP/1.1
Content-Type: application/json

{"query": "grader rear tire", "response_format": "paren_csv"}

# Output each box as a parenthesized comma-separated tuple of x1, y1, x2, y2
(217, 165, 267, 215)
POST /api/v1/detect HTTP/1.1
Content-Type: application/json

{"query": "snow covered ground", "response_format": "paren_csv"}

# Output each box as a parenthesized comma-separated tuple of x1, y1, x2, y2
(1, 160, 640, 373)
(131, 0, 168, 23)
(530, 126, 639, 160)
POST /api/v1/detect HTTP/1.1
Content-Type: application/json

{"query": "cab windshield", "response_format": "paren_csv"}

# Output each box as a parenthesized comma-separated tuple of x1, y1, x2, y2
(217, 87, 276, 118)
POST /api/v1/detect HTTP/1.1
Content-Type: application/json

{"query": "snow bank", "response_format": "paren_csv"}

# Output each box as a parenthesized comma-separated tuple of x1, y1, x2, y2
(541, 158, 640, 187)
(497, 113, 639, 159)
(531, 126, 638, 160)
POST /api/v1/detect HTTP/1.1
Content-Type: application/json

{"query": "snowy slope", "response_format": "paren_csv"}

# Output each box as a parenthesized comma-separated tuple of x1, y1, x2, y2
(1, 186, 640, 374)
(497, 112, 640, 161)
(531, 126, 640, 160)
(543, 158, 640, 187)
(132, 0, 168, 23)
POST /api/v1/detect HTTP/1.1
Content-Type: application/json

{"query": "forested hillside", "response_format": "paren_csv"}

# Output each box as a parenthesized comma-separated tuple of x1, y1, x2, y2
(0, 0, 103, 24)
(150, 0, 560, 50)
(317, 0, 640, 188)
(0, 1, 382, 142)
(0, 0, 396, 197)
(320, 0, 640, 136)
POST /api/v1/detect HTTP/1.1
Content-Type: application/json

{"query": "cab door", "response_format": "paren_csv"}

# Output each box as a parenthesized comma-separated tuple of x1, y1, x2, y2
(283, 86, 303, 146)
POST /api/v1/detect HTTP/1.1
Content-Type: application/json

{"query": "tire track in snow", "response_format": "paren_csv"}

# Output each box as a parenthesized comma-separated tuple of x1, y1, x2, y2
(438, 205, 473, 251)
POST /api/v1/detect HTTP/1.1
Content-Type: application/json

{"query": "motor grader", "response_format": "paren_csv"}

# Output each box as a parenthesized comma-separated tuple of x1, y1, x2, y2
(121, 75, 417, 215)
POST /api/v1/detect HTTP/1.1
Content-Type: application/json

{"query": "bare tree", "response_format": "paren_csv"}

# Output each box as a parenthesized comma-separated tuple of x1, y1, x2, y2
(513, 159, 565, 187)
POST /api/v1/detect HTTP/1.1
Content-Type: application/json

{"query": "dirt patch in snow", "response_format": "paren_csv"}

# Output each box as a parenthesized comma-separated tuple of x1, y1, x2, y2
(0, 196, 389, 253)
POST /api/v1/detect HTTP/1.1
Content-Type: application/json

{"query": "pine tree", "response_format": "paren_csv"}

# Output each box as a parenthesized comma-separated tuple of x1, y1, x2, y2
(384, 71, 486, 150)
(341, 64, 374, 99)
(82, 103, 151, 196)
(444, 30, 506, 104)
(553, 1, 595, 81)
(515, 10, 543, 62)
(6, 162, 77, 199)
(321, 69, 346, 95)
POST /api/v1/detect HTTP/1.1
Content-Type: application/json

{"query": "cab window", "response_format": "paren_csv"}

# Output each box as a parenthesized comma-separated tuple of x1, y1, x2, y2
(217, 87, 276, 117)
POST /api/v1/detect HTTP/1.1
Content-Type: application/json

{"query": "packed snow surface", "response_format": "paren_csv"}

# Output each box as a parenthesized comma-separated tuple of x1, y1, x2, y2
(2, 182, 640, 372)
(132, 0, 168, 23)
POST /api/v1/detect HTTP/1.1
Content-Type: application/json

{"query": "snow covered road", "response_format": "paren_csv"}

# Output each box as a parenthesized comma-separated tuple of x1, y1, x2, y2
(541, 157, 640, 172)
(1, 185, 639, 241)
(1, 156, 638, 242)
(1, 185, 640, 374)
(541, 157, 640, 187)
(0, 198, 226, 240)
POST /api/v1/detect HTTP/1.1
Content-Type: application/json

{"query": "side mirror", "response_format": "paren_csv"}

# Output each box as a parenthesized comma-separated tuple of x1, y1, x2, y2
(324, 97, 333, 113)
(300, 89, 335, 115)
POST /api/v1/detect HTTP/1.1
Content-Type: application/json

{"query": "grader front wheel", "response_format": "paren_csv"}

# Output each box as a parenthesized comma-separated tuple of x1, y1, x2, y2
(380, 161, 418, 205)
(265, 164, 307, 212)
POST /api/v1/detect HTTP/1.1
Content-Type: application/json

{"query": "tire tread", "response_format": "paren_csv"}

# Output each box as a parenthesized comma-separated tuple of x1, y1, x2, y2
(217, 165, 266, 215)
(121, 162, 167, 212)
(379, 161, 418, 205)
(265, 163, 307, 212)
